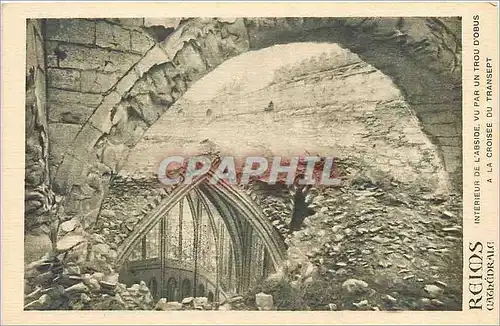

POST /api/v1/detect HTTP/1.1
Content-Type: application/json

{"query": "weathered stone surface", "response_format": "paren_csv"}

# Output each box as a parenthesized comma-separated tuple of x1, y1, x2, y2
(172, 42, 207, 82)
(57, 234, 86, 252)
(25, 234, 53, 262)
(131, 30, 155, 53)
(193, 297, 209, 309)
(48, 88, 102, 107)
(437, 136, 461, 148)
(45, 19, 95, 45)
(87, 91, 123, 131)
(69, 124, 104, 160)
(48, 123, 82, 168)
(47, 68, 81, 91)
(424, 123, 460, 138)
(133, 45, 169, 77)
(62, 163, 111, 223)
(96, 21, 131, 51)
(424, 284, 444, 298)
(114, 70, 139, 96)
(52, 155, 86, 194)
(440, 146, 462, 174)
(181, 296, 194, 304)
(48, 103, 95, 125)
(55, 43, 141, 73)
(34, 32, 46, 71)
(80, 70, 121, 94)
(155, 298, 183, 311)
(342, 279, 369, 294)
(60, 218, 79, 233)
(26, 22, 46, 72)
(45, 41, 60, 68)
(255, 292, 274, 311)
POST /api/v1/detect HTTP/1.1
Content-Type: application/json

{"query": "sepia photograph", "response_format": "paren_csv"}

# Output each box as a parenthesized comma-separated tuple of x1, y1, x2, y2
(22, 16, 466, 312)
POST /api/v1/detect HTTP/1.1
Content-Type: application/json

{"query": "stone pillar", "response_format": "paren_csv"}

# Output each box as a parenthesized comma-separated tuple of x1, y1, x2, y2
(239, 221, 254, 292)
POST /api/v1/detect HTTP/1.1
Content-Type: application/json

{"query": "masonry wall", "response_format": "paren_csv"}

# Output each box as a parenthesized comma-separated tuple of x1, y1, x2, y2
(44, 19, 155, 180)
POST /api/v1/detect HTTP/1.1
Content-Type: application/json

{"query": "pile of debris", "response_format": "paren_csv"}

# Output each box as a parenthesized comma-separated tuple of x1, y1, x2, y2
(155, 296, 212, 311)
(24, 251, 154, 310)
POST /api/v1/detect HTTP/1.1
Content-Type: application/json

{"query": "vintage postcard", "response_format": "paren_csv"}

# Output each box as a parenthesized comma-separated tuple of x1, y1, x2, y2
(1, 1, 499, 325)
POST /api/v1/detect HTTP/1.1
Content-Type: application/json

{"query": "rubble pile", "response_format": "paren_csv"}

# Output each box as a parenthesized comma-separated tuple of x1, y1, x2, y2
(24, 251, 155, 310)
(271, 172, 463, 311)
(95, 175, 173, 249)
(243, 181, 301, 238)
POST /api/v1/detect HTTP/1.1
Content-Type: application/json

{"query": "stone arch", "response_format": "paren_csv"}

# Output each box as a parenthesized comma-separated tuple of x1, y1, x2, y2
(198, 283, 205, 297)
(166, 277, 178, 301)
(148, 277, 158, 299)
(47, 17, 462, 232)
(181, 278, 192, 299)
(207, 291, 214, 302)
(115, 171, 287, 275)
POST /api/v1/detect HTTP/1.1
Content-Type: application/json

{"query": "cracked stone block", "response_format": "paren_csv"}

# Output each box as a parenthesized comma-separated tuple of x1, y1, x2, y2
(45, 19, 96, 45)
(55, 43, 114, 71)
(96, 21, 132, 51)
(69, 124, 104, 161)
(149, 66, 172, 93)
(105, 51, 142, 73)
(47, 68, 81, 91)
(48, 122, 82, 171)
(52, 155, 85, 194)
(129, 94, 166, 125)
(114, 69, 140, 96)
(48, 102, 95, 124)
(195, 32, 227, 69)
(131, 30, 155, 53)
(55, 43, 141, 73)
(88, 91, 123, 133)
(80, 70, 121, 94)
(133, 45, 169, 77)
(173, 42, 207, 81)
(48, 88, 102, 106)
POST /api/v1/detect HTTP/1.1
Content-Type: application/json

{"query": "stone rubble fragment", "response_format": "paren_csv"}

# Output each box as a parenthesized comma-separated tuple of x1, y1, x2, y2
(255, 292, 274, 311)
